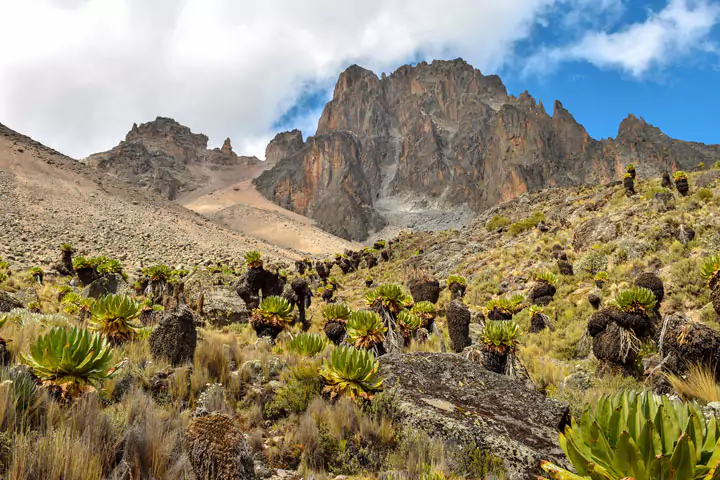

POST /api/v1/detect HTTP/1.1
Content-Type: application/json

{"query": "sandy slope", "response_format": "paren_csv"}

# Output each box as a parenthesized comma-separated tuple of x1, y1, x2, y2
(0, 123, 315, 269)
(182, 180, 359, 255)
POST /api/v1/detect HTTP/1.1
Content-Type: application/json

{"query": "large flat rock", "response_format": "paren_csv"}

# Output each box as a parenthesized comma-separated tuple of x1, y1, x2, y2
(379, 352, 570, 479)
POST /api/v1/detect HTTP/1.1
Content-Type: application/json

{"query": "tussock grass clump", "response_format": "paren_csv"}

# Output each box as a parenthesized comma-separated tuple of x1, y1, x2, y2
(507, 211, 545, 236)
(486, 215, 511, 232)
(666, 364, 720, 404)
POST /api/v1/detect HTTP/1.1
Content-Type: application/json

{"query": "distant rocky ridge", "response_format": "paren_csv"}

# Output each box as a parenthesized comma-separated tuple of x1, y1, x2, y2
(86, 117, 261, 200)
(0, 122, 301, 269)
(255, 58, 720, 241)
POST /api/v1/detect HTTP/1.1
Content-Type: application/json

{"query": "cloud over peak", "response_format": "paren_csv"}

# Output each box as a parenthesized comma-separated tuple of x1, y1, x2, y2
(0, 0, 718, 159)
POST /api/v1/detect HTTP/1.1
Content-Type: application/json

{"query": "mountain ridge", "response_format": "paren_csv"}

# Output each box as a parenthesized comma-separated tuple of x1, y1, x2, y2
(254, 58, 720, 241)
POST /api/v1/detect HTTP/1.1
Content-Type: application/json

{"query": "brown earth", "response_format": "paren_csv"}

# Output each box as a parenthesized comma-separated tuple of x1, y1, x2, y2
(182, 179, 359, 255)
(0, 122, 343, 270)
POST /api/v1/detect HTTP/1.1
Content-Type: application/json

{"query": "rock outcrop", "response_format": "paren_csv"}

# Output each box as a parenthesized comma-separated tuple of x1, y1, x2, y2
(186, 413, 255, 480)
(86, 117, 260, 199)
(254, 132, 385, 240)
(264, 129, 304, 168)
(0, 291, 23, 312)
(380, 352, 570, 479)
(149, 303, 198, 366)
(256, 59, 720, 240)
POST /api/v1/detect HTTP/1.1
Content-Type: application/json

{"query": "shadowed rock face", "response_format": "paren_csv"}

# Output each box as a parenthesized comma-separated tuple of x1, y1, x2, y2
(87, 117, 260, 199)
(253, 132, 385, 240)
(265, 129, 304, 168)
(380, 352, 570, 480)
(256, 58, 720, 240)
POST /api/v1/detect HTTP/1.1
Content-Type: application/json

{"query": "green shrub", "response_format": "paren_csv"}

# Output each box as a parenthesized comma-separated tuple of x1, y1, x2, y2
(141, 264, 172, 281)
(696, 188, 713, 203)
(321, 303, 351, 322)
(319, 346, 383, 400)
(411, 301, 436, 320)
(480, 321, 521, 354)
(701, 253, 720, 290)
(397, 310, 422, 334)
(486, 215, 511, 232)
(577, 250, 608, 275)
(674, 170, 687, 181)
(265, 362, 323, 419)
(89, 294, 140, 343)
(507, 211, 545, 236)
(61, 292, 94, 316)
(251, 296, 293, 331)
(535, 271, 558, 285)
(71, 256, 95, 270)
(541, 391, 720, 480)
(594, 271, 609, 281)
(286, 333, 329, 357)
(447, 274, 467, 287)
(21, 326, 119, 395)
(96, 258, 125, 278)
(365, 284, 412, 315)
(244, 250, 263, 269)
(613, 287, 657, 314)
(346, 311, 386, 349)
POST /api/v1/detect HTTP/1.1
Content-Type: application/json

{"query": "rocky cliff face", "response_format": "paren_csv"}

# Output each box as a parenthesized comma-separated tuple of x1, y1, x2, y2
(87, 117, 260, 200)
(254, 132, 384, 240)
(256, 58, 720, 241)
(264, 129, 304, 168)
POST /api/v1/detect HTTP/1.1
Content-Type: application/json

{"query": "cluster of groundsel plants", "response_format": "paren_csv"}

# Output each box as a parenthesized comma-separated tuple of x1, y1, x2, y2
(397, 310, 422, 338)
(251, 296, 293, 330)
(61, 292, 95, 317)
(480, 320, 521, 354)
(613, 287, 657, 314)
(701, 254, 720, 290)
(541, 391, 720, 480)
(286, 332, 329, 357)
(21, 326, 119, 397)
(346, 311, 387, 349)
(319, 346, 383, 400)
(535, 271, 558, 285)
(141, 264, 173, 282)
(447, 274, 467, 288)
(674, 170, 688, 181)
(411, 301, 436, 323)
(89, 294, 141, 344)
(322, 303, 352, 323)
(365, 284, 413, 315)
(244, 250, 263, 269)
(486, 294, 526, 316)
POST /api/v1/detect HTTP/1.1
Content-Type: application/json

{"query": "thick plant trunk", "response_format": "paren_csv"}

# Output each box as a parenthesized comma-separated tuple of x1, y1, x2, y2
(483, 349, 508, 374)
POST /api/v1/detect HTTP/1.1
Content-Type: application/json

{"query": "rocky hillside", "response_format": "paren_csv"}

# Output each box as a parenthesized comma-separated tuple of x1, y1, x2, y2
(86, 117, 263, 201)
(0, 121, 302, 268)
(255, 58, 720, 241)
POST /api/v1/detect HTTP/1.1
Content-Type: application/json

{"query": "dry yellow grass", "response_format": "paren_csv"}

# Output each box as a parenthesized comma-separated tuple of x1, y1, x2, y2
(666, 364, 720, 404)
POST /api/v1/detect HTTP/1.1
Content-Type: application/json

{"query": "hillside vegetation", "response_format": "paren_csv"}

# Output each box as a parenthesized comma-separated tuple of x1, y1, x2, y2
(1, 165, 720, 479)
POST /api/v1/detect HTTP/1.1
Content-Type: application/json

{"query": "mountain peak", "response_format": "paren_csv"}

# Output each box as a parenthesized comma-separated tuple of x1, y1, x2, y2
(257, 58, 718, 241)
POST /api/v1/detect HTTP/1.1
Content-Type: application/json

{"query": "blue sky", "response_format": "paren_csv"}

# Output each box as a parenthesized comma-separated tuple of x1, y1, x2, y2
(1, 0, 719, 157)
(274, 0, 720, 146)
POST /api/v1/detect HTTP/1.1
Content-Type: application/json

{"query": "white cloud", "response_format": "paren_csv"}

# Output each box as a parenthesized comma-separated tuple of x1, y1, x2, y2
(1, 0, 717, 159)
(0, 0, 556, 158)
(526, 0, 720, 77)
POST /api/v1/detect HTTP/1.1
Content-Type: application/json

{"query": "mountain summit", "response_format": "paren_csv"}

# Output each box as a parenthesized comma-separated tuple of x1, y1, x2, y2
(86, 117, 261, 201)
(254, 58, 720, 241)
